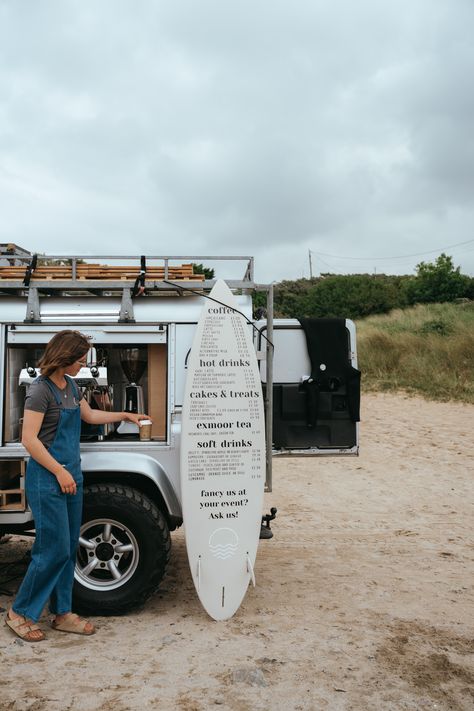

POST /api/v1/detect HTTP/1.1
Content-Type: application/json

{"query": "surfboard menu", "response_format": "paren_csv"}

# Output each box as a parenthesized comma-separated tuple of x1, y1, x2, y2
(186, 319, 264, 493)
(180, 280, 266, 620)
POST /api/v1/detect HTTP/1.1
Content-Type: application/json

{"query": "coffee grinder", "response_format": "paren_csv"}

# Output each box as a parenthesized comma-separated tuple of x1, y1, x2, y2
(117, 347, 147, 435)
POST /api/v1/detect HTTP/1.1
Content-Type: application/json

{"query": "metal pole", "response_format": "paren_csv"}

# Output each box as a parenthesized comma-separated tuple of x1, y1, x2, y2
(309, 249, 313, 279)
(265, 284, 274, 492)
(249, 257, 254, 282)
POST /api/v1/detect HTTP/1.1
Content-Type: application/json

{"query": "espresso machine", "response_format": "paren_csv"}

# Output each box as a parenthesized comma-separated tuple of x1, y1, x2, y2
(19, 346, 113, 441)
(117, 347, 147, 434)
(81, 348, 113, 440)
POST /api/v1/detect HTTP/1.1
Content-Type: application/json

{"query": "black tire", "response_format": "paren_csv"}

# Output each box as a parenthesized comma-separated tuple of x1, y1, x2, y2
(73, 483, 171, 616)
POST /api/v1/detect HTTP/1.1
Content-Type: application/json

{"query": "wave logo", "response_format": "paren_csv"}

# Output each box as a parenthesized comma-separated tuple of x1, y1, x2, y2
(209, 528, 239, 560)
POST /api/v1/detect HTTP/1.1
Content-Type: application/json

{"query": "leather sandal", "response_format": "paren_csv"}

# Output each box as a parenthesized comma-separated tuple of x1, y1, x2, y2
(5, 613, 45, 642)
(51, 612, 95, 635)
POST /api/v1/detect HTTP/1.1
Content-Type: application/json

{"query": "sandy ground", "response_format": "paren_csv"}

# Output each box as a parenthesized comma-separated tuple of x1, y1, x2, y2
(0, 392, 473, 711)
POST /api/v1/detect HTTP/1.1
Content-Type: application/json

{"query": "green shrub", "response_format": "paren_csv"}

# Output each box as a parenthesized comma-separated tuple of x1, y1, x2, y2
(418, 319, 453, 336)
(405, 254, 471, 304)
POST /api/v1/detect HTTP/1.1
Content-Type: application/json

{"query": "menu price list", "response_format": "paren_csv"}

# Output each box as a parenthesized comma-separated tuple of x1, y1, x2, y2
(186, 309, 264, 485)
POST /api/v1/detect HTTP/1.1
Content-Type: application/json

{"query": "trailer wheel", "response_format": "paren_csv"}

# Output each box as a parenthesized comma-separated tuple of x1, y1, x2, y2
(73, 483, 171, 616)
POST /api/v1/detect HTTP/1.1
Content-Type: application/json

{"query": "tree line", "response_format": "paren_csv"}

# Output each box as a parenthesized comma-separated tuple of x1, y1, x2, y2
(253, 254, 474, 319)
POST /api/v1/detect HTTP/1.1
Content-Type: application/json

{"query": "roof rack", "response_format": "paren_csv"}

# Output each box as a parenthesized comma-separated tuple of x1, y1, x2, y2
(0, 254, 263, 323)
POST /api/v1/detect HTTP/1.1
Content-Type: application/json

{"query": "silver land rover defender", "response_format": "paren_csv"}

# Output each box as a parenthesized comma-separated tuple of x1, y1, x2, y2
(0, 253, 360, 614)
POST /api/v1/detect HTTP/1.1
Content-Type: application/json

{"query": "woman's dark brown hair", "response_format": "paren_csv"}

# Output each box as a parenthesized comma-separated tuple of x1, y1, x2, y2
(38, 330, 90, 378)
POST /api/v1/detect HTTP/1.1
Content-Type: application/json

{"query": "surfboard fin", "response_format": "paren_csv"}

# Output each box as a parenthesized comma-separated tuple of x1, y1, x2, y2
(197, 557, 202, 592)
(246, 555, 256, 587)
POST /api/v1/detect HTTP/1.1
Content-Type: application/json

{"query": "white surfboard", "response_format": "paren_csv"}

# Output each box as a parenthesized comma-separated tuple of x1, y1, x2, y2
(180, 279, 266, 620)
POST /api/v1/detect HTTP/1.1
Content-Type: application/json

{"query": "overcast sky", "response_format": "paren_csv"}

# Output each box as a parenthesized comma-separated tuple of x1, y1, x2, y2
(1, 0, 473, 282)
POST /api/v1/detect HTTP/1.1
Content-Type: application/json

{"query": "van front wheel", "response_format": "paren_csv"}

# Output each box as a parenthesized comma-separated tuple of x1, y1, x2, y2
(73, 483, 171, 616)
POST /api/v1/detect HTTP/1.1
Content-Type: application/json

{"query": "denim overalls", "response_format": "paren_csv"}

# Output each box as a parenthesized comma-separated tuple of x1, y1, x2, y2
(13, 376, 83, 622)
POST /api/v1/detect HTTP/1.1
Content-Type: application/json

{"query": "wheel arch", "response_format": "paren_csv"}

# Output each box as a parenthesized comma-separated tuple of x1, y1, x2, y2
(80, 452, 182, 530)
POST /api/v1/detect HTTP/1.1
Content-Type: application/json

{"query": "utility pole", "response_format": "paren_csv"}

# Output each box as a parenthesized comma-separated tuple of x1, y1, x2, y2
(308, 249, 313, 279)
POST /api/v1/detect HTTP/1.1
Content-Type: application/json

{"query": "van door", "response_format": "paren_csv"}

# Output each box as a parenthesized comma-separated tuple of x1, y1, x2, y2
(258, 319, 360, 455)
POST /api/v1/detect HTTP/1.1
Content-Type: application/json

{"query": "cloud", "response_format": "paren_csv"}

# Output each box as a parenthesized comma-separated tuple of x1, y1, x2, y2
(0, 0, 473, 280)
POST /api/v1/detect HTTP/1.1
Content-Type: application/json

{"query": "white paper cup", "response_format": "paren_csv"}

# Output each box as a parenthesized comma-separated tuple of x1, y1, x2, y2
(139, 419, 152, 441)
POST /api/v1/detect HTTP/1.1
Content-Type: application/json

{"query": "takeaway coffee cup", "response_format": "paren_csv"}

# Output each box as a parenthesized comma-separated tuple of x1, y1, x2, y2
(139, 419, 152, 441)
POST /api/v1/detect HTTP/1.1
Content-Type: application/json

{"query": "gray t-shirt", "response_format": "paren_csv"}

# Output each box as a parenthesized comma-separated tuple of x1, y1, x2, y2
(24, 377, 83, 449)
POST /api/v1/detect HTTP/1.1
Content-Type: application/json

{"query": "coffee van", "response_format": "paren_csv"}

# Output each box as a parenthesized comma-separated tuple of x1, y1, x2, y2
(0, 254, 360, 614)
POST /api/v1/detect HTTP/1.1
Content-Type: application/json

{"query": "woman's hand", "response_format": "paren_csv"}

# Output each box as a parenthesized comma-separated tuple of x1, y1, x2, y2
(55, 468, 77, 495)
(122, 412, 152, 426)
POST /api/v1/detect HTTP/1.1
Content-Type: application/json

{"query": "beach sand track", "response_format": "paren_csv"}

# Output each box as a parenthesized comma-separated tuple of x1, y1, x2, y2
(0, 393, 473, 710)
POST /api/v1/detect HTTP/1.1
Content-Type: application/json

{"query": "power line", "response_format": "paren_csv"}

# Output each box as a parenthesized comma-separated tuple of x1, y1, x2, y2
(310, 238, 474, 261)
(314, 254, 347, 275)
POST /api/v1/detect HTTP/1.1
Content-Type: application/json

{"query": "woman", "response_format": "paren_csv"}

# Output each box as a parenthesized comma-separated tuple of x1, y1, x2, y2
(5, 330, 150, 642)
